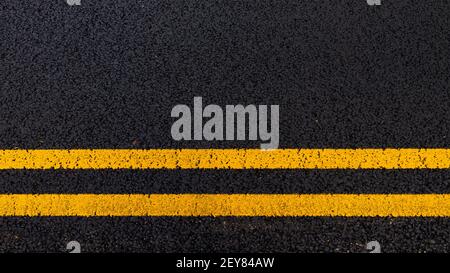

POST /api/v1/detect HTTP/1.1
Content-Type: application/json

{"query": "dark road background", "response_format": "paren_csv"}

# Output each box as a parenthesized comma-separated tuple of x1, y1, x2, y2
(0, 0, 449, 252)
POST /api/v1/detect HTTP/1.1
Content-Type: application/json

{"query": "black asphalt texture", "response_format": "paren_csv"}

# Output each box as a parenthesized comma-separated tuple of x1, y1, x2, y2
(0, 0, 449, 252)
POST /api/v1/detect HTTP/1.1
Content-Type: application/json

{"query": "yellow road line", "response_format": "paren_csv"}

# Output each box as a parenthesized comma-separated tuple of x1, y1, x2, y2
(0, 148, 449, 169)
(0, 194, 449, 217)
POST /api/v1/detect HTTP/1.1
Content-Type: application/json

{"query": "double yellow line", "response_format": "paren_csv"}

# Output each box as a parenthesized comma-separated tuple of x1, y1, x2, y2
(0, 148, 448, 217)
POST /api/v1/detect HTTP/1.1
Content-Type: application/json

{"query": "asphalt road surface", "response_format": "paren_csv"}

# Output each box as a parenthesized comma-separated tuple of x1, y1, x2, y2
(0, 0, 449, 252)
